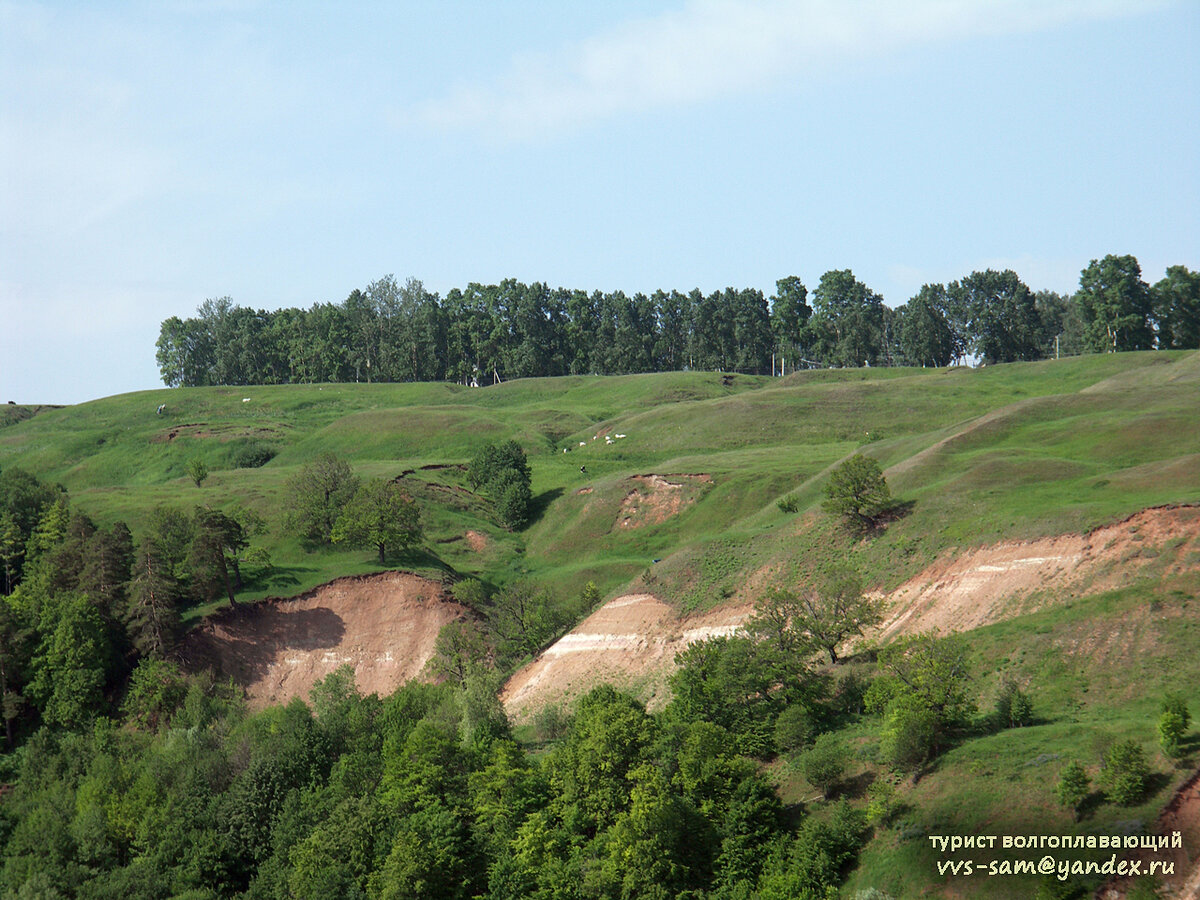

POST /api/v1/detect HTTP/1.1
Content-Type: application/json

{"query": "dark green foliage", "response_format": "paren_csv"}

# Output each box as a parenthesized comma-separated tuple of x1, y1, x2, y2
(0, 595, 32, 749)
(822, 454, 892, 533)
(123, 658, 190, 730)
(144, 506, 195, 580)
(429, 618, 493, 686)
(154, 258, 1194, 388)
(547, 686, 656, 832)
(798, 733, 846, 799)
(760, 572, 882, 665)
(1099, 739, 1150, 805)
(873, 631, 975, 773)
(771, 275, 811, 366)
(1153, 265, 1200, 349)
(28, 593, 114, 730)
(468, 441, 533, 530)
(774, 703, 818, 756)
(1076, 254, 1155, 352)
(899, 284, 960, 367)
(330, 478, 422, 564)
(481, 580, 568, 667)
(187, 508, 247, 605)
(232, 441, 277, 469)
(0, 467, 62, 594)
(126, 537, 182, 657)
(671, 635, 827, 758)
(806, 269, 885, 367)
(947, 269, 1043, 363)
(879, 702, 940, 775)
(755, 801, 868, 900)
(1157, 692, 1190, 758)
(1055, 760, 1090, 821)
(0, 666, 861, 900)
(284, 452, 360, 544)
(467, 440, 531, 491)
(994, 676, 1034, 728)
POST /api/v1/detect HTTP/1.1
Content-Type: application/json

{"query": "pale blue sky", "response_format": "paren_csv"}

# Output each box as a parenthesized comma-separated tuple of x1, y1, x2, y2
(2, 0, 1197, 404)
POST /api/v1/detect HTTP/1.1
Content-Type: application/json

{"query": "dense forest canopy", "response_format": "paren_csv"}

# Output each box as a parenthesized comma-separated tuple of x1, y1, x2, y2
(156, 257, 1200, 387)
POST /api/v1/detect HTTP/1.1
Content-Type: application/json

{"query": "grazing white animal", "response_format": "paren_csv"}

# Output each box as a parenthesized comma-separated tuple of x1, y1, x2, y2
(242, 398, 251, 402)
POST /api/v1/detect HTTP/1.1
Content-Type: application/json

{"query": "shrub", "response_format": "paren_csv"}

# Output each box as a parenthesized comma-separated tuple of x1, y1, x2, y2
(880, 702, 939, 775)
(533, 704, 572, 743)
(1158, 693, 1191, 759)
(1099, 740, 1149, 805)
(233, 441, 277, 468)
(1054, 760, 1090, 821)
(775, 704, 818, 757)
(994, 677, 1034, 728)
(799, 733, 846, 799)
(865, 779, 898, 827)
(1158, 709, 1188, 758)
(776, 495, 799, 514)
(185, 457, 208, 487)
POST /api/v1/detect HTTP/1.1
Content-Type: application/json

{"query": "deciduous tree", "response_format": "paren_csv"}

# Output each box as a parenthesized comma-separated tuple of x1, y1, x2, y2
(285, 452, 360, 544)
(822, 454, 892, 533)
(331, 479, 422, 564)
(1153, 265, 1200, 349)
(1076, 254, 1155, 352)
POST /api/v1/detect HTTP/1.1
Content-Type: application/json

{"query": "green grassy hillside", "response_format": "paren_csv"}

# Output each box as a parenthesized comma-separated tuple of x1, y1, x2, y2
(2, 352, 1198, 608)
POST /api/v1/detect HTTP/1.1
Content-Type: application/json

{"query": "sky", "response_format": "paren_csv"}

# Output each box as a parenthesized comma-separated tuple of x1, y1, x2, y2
(2, 0, 1197, 405)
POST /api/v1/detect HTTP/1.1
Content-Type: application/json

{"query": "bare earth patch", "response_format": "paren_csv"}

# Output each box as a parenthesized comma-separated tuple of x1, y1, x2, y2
(874, 505, 1200, 642)
(464, 530, 489, 552)
(508, 506, 1200, 722)
(616, 473, 711, 529)
(181, 571, 466, 709)
(501, 593, 750, 720)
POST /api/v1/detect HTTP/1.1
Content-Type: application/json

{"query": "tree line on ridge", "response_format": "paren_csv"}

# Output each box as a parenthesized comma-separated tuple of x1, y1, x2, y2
(155, 256, 1200, 387)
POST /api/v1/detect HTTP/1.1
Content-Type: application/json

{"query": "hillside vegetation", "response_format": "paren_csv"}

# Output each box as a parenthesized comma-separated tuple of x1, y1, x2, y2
(3, 351, 1197, 603)
(1, 350, 1199, 899)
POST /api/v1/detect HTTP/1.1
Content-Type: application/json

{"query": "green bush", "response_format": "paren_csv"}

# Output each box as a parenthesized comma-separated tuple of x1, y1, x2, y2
(865, 779, 898, 827)
(1158, 692, 1191, 758)
(1099, 739, 1149, 805)
(994, 677, 1034, 728)
(185, 457, 208, 487)
(232, 441, 277, 468)
(798, 733, 846, 799)
(1054, 760, 1090, 821)
(880, 702, 939, 775)
(774, 704, 817, 757)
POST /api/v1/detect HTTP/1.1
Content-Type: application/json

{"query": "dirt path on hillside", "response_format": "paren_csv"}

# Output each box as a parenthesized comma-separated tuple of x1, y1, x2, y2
(181, 571, 465, 709)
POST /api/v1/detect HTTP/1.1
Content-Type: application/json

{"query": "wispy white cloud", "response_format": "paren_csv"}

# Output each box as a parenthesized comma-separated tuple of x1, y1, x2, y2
(410, 0, 1166, 138)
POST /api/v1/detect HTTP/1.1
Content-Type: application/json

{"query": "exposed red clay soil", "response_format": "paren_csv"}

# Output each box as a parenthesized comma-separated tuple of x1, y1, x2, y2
(464, 530, 489, 552)
(181, 571, 466, 710)
(616, 473, 712, 529)
(502, 593, 752, 719)
(503, 506, 1200, 722)
(874, 505, 1200, 642)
